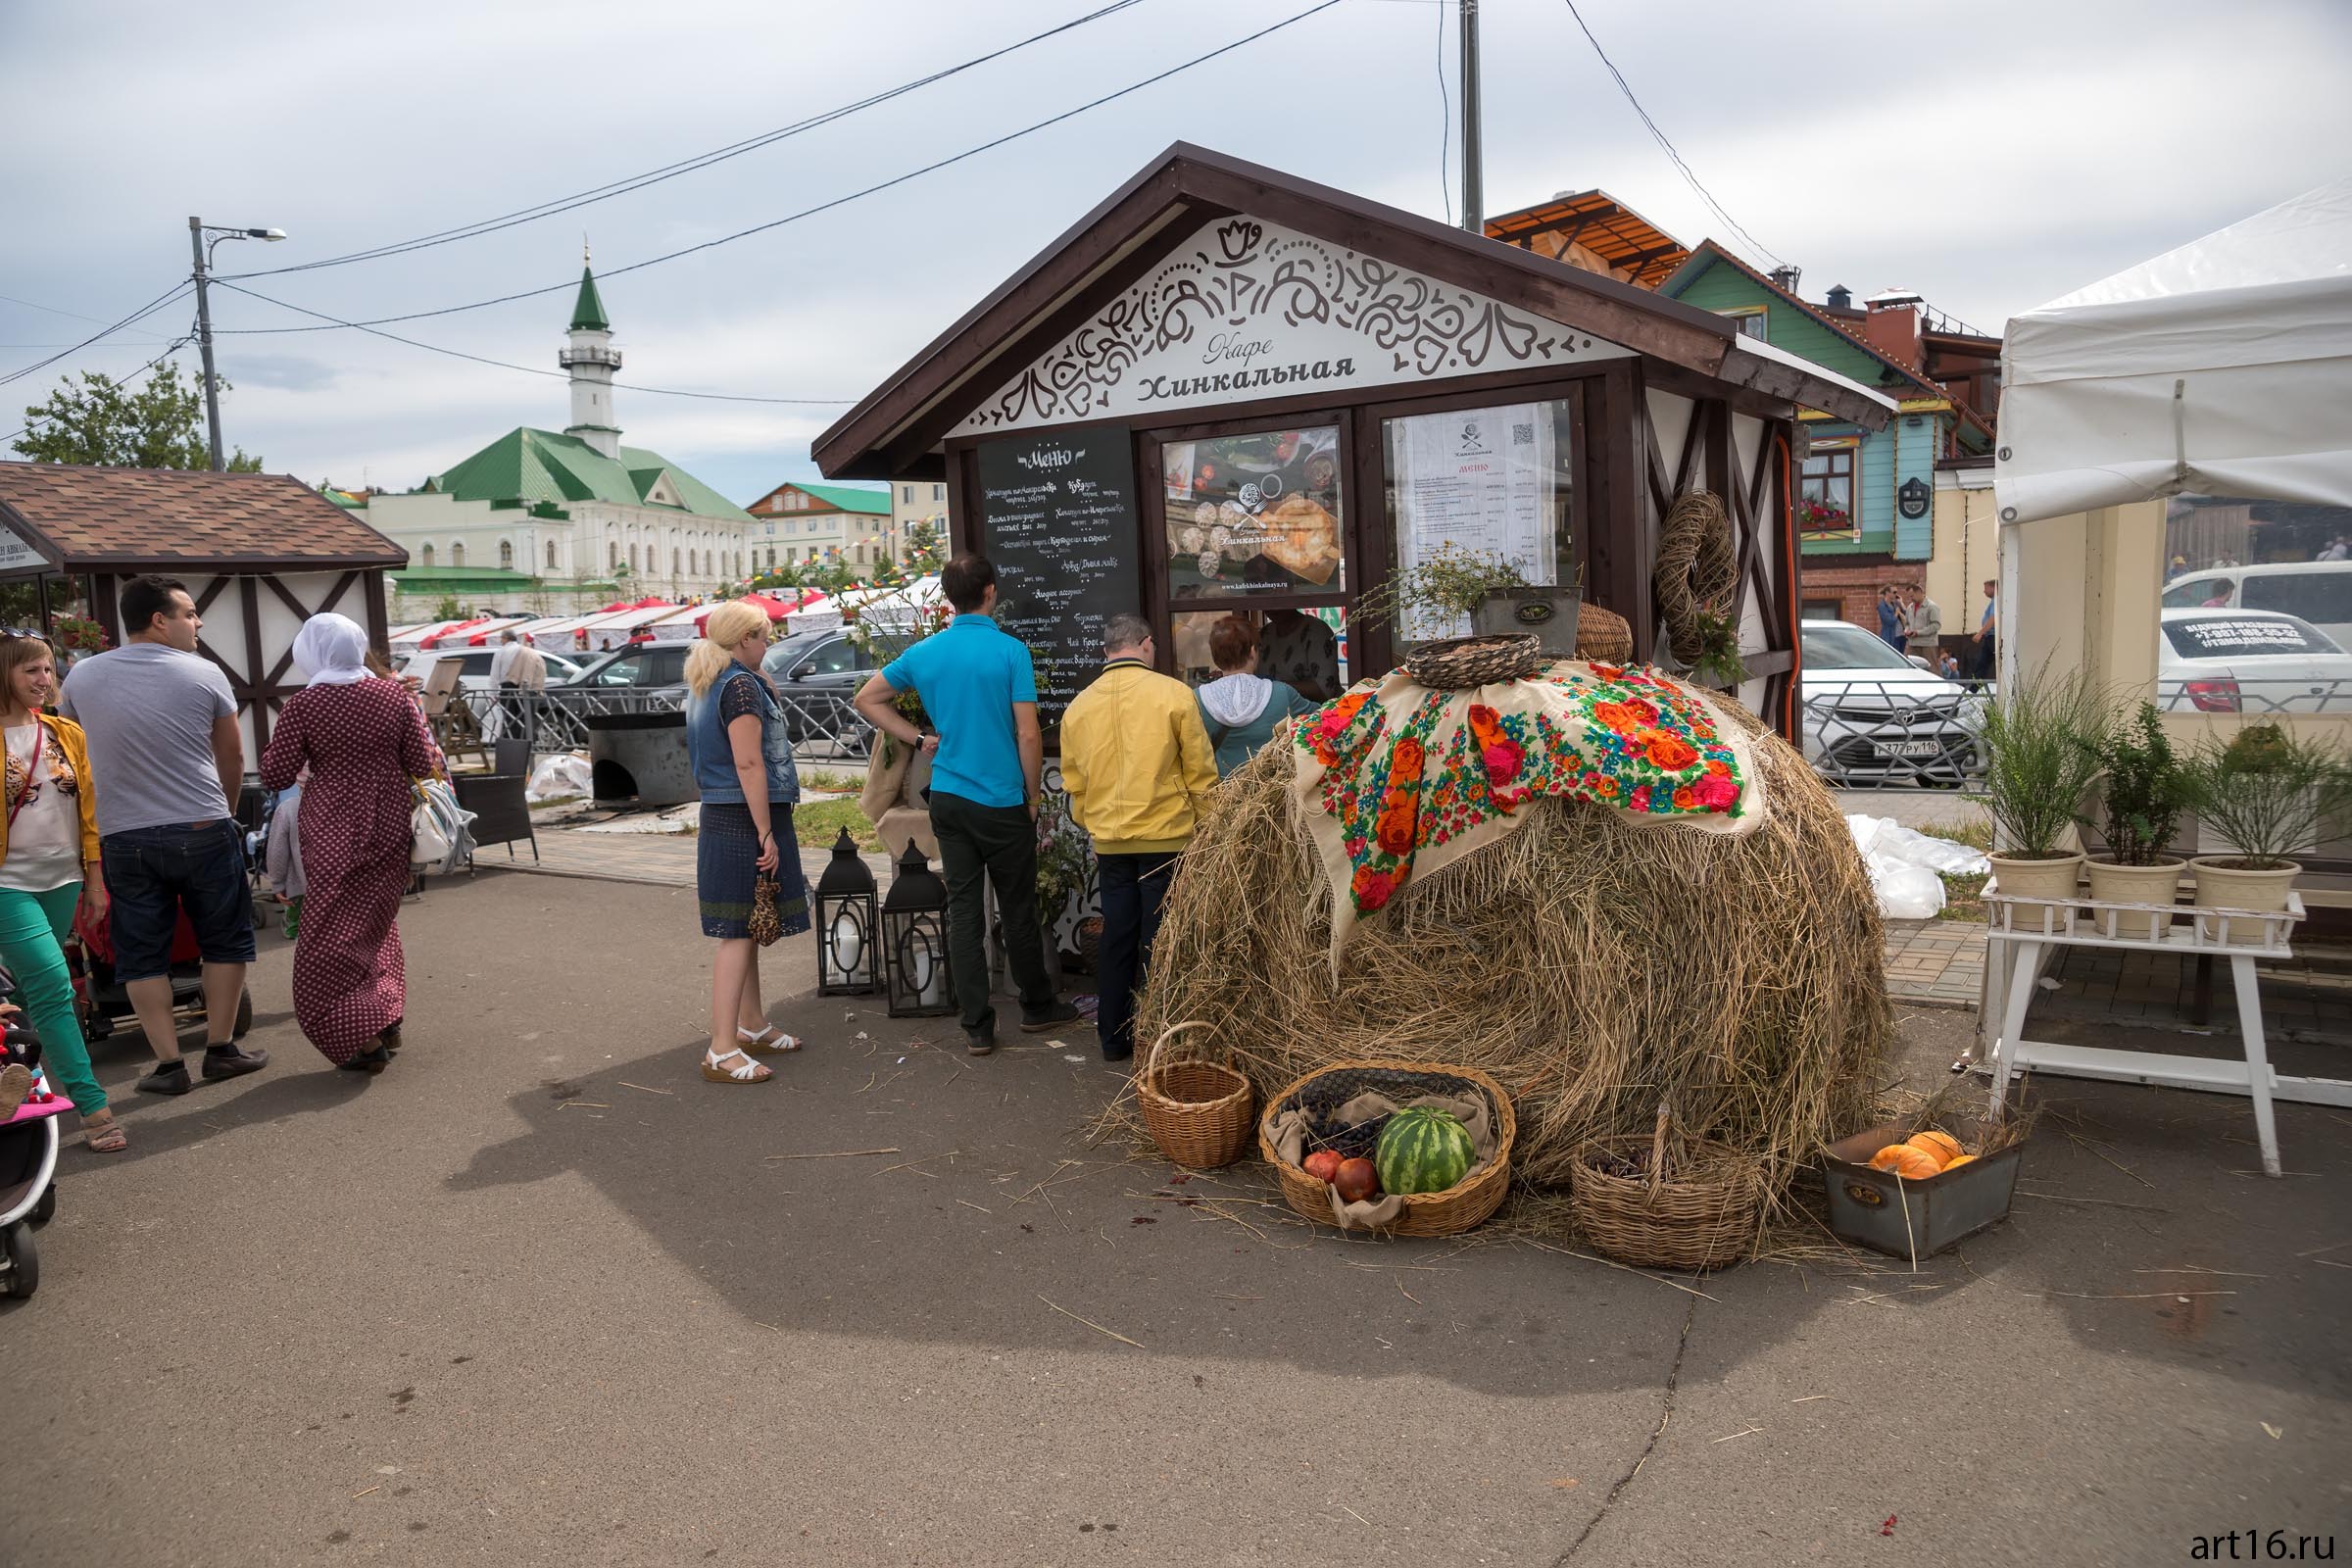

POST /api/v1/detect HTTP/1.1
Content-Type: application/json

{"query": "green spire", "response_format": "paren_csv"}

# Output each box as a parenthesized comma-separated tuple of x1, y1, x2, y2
(569, 264, 610, 332)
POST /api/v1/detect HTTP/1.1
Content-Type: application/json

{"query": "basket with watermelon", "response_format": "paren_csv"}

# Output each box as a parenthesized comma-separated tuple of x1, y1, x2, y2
(1258, 1060, 1516, 1237)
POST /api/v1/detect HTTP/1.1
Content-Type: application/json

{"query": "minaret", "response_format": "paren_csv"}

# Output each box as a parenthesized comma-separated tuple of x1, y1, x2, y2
(560, 246, 622, 459)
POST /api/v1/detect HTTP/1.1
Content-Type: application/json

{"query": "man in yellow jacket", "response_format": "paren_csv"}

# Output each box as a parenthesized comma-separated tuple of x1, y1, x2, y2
(1059, 612, 1217, 1062)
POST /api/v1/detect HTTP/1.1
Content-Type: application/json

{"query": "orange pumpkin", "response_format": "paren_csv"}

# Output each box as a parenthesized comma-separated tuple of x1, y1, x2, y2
(1941, 1153, 1979, 1172)
(1906, 1130, 1964, 1168)
(1869, 1145, 1942, 1181)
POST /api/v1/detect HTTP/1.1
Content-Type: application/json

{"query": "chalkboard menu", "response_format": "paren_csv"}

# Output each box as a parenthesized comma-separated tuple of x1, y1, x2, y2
(975, 430, 1141, 726)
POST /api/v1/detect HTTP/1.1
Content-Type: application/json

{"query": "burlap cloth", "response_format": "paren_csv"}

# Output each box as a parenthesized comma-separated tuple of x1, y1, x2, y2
(859, 736, 938, 859)
(1271, 1090, 1496, 1231)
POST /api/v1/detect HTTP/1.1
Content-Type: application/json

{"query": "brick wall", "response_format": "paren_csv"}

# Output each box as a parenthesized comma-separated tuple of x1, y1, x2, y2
(1799, 561, 1948, 650)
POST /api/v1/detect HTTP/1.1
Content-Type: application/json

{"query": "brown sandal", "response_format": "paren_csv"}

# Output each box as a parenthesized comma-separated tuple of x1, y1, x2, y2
(84, 1114, 127, 1153)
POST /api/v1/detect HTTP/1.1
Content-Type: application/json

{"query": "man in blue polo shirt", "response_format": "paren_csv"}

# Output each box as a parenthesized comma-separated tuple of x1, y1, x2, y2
(855, 555, 1081, 1055)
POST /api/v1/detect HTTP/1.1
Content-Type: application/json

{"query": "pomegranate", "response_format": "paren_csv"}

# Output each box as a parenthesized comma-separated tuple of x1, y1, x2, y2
(1334, 1157, 1380, 1204)
(1302, 1150, 1344, 1183)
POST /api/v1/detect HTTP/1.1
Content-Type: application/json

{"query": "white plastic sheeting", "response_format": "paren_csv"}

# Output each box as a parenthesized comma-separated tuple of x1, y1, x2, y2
(1847, 814, 1990, 921)
(1996, 176, 2352, 526)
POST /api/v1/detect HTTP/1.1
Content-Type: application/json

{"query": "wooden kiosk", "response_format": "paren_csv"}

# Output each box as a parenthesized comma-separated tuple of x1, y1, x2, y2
(816, 145, 1891, 738)
(0, 464, 407, 752)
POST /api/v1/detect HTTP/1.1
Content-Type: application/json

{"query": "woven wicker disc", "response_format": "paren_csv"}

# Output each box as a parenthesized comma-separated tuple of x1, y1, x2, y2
(1653, 490, 1739, 664)
(1405, 633, 1547, 691)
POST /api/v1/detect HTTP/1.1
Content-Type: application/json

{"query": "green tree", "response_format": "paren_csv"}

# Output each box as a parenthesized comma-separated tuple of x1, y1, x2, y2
(904, 518, 946, 573)
(12, 361, 262, 470)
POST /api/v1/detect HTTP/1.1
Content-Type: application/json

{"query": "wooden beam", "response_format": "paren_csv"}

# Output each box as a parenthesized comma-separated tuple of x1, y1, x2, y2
(240, 576, 271, 749)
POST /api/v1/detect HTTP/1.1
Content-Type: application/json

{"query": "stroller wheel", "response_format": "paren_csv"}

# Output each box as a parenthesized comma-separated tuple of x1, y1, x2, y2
(235, 989, 254, 1041)
(2, 1223, 35, 1298)
(30, 1182, 55, 1226)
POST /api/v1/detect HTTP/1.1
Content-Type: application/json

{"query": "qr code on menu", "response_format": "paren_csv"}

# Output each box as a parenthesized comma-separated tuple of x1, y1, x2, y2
(1511, 422, 1535, 445)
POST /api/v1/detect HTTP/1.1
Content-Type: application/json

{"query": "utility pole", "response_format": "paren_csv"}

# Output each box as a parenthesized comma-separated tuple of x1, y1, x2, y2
(1458, 0, 1484, 235)
(188, 217, 225, 472)
(185, 217, 285, 472)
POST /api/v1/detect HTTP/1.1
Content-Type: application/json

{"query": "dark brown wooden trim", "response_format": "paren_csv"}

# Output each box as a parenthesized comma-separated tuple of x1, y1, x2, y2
(240, 577, 270, 749)
(364, 570, 390, 649)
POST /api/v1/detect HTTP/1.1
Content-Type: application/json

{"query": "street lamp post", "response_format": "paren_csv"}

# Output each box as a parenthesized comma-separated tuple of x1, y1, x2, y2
(186, 217, 285, 472)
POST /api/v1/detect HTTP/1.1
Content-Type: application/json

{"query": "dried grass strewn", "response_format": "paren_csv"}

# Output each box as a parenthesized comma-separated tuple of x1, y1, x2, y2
(1136, 697, 1890, 1202)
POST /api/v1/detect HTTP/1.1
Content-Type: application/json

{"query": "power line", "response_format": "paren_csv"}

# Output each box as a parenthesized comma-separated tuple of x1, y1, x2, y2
(0, 281, 194, 387)
(218, 0, 1152, 282)
(0, 292, 178, 344)
(212, 280, 853, 405)
(213, 0, 1348, 338)
(4, 333, 196, 448)
(1556, 0, 1783, 267)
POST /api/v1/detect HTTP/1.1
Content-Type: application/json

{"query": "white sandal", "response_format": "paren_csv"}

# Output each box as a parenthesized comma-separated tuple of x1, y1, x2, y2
(738, 1024, 802, 1056)
(702, 1046, 771, 1084)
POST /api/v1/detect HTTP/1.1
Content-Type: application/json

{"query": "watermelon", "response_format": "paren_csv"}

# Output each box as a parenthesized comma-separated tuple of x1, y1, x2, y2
(1374, 1106, 1476, 1195)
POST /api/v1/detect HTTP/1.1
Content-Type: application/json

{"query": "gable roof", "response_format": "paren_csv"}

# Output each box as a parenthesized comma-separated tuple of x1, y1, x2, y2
(569, 267, 610, 332)
(0, 463, 408, 570)
(427, 428, 750, 521)
(1661, 241, 1993, 441)
(1481, 188, 1690, 288)
(792, 482, 891, 515)
(815, 143, 1888, 479)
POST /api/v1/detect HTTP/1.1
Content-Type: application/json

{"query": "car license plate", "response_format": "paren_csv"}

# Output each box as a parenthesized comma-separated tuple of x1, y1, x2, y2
(1872, 739, 1943, 759)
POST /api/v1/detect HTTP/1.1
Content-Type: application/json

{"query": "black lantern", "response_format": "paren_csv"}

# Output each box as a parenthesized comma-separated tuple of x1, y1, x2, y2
(813, 828, 880, 996)
(883, 839, 954, 1017)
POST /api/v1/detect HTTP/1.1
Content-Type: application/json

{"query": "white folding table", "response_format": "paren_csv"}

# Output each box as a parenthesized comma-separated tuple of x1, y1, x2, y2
(1980, 881, 2344, 1178)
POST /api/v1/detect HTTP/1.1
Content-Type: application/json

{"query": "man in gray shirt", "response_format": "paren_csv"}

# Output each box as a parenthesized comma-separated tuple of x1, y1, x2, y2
(60, 575, 267, 1095)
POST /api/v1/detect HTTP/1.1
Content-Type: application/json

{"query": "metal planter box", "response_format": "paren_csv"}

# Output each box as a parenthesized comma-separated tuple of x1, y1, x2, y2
(1822, 1118, 2023, 1259)
(1471, 589, 1581, 656)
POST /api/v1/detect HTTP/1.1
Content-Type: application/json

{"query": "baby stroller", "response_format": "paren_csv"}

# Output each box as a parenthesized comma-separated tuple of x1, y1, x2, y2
(0, 1024, 65, 1300)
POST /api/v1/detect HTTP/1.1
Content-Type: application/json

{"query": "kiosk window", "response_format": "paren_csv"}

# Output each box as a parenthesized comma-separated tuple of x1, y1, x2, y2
(1160, 424, 1344, 601)
(1381, 398, 1576, 642)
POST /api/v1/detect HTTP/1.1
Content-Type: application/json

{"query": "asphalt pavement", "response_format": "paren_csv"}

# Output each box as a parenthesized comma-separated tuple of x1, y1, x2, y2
(2, 870, 2346, 1567)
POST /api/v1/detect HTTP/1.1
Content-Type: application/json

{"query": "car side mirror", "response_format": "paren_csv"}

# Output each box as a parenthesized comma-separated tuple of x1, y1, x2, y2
(793, 662, 817, 680)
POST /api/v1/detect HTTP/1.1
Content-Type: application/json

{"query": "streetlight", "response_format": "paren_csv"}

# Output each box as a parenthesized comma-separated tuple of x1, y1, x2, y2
(187, 217, 286, 472)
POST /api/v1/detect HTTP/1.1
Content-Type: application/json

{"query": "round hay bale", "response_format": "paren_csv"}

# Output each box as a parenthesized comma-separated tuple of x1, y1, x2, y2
(1137, 693, 1888, 1196)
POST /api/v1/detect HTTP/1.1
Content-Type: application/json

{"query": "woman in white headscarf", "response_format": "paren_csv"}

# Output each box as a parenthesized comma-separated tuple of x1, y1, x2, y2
(260, 613, 438, 1072)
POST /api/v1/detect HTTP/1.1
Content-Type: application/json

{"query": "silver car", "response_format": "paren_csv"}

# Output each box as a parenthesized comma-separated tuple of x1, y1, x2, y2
(1798, 618, 1982, 788)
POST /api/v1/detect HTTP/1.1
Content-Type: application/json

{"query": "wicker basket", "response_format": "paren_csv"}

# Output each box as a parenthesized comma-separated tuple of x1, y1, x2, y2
(1570, 1108, 1765, 1270)
(1575, 603, 1633, 663)
(1257, 1060, 1516, 1237)
(1136, 1022, 1255, 1170)
(1405, 634, 1547, 691)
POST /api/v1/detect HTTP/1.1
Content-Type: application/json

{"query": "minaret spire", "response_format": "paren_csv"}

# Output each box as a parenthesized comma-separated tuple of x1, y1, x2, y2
(561, 249, 620, 458)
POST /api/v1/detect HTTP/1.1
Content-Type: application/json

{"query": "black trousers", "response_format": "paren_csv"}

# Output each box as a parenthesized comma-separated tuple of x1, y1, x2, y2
(1095, 851, 1179, 1061)
(927, 790, 1054, 1036)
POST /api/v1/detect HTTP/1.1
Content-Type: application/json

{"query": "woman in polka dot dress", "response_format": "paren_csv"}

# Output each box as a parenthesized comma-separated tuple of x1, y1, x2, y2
(260, 614, 439, 1072)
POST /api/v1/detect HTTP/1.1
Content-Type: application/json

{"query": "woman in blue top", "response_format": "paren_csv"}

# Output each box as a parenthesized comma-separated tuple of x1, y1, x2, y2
(1195, 615, 1317, 779)
(684, 602, 809, 1085)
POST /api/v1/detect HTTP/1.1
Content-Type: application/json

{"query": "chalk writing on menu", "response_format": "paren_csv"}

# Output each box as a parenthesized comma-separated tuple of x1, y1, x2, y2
(975, 431, 1140, 725)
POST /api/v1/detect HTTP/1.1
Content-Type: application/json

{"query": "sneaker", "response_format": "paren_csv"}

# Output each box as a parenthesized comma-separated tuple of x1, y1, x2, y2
(137, 1059, 194, 1097)
(964, 1029, 997, 1057)
(201, 1043, 270, 1082)
(1018, 1001, 1084, 1034)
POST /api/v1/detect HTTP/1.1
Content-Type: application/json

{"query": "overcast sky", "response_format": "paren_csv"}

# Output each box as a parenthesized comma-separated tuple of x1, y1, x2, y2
(5, 0, 2347, 507)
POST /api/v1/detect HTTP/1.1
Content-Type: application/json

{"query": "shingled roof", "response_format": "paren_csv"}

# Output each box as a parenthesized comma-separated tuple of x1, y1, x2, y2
(0, 463, 409, 570)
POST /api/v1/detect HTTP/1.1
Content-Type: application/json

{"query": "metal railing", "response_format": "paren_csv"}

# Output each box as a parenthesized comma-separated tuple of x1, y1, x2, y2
(454, 685, 876, 763)
(2156, 676, 2352, 716)
(1799, 679, 1988, 791)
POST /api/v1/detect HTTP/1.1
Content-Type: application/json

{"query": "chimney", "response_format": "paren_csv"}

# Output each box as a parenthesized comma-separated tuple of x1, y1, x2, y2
(1861, 289, 1925, 372)
(1766, 264, 1801, 295)
(1825, 283, 1853, 312)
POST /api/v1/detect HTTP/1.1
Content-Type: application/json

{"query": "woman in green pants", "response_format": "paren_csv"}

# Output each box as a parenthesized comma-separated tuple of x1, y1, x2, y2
(0, 633, 118, 1151)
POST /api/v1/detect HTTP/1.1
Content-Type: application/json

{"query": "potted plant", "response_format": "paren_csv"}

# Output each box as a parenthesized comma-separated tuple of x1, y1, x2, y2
(1970, 662, 2108, 919)
(2180, 724, 2352, 945)
(2082, 702, 2189, 937)
(1362, 542, 1576, 654)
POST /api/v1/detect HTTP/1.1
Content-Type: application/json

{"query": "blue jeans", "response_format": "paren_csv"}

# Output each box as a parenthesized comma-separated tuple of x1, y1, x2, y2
(1095, 851, 1178, 1061)
(99, 820, 256, 983)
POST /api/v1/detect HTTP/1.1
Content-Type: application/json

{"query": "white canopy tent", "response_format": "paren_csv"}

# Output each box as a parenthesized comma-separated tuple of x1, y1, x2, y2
(1996, 175, 2352, 526)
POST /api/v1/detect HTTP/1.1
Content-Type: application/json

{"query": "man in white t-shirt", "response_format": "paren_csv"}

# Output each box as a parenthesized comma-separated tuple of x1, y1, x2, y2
(58, 575, 267, 1095)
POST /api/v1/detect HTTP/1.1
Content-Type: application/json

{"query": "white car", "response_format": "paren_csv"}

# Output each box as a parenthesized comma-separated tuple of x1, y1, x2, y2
(1797, 618, 1982, 788)
(2161, 561, 2352, 650)
(2157, 609, 2352, 714)
(398, 645, 588, 694)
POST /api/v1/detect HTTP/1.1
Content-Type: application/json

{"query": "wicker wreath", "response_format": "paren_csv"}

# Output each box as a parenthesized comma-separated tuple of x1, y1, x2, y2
(1652, 490, 1740, 666)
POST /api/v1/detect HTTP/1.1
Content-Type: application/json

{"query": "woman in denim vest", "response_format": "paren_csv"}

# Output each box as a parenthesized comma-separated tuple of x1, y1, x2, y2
(684, 602, 809, 1084)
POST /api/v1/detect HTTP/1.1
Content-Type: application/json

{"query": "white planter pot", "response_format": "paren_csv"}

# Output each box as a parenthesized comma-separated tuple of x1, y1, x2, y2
(2084, 857, 2185, 940)
(2188, 857, 2300, 948)
(1986, 853, 2083, 931)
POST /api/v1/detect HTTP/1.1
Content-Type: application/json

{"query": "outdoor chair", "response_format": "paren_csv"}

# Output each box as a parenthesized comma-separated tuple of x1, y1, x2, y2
(417, 662, 488, 770)
(452, 769, 537, 865)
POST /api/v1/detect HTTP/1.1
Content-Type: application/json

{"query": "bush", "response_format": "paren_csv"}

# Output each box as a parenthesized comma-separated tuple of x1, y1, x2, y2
(2090, 702, 2186, 865)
